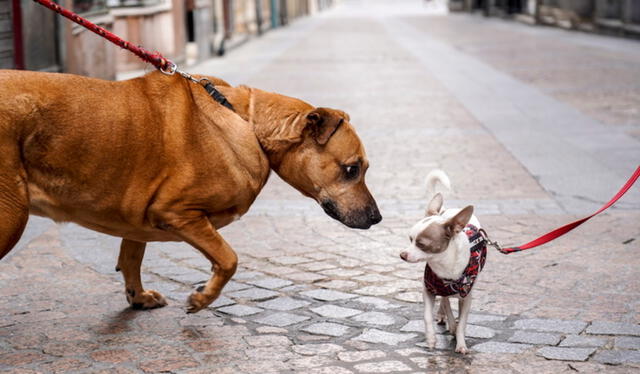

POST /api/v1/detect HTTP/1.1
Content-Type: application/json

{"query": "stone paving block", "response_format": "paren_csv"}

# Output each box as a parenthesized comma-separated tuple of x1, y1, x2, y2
(320, 269, 364, 277)
(351, 311, 395, 326)
(300, 289, 357, 301)
(217, 304, 263, 317)
(233, 271, 264, 280)
(536, 347, 596, 361)
(354, 296, 401, 310)
(244, 334, 292, 347)
(227, 287, 279, 301)
(302, 322, 351, 337)
(394, 292, 421, 303)
(338, 350, 387, 362)
(593, 350, 640, 365)
(400, 320, 445, 334)
(223, 280, 253, 292)
(311, 305, 363, 319)
(210, 296, 235, 308)
(285, 272, 328, 282)
(306, 366, 354, 374)
(353, 274, 396, 282)
(466, 324, 496, 339)
(354, 360, 412, 373)
(246, 277, 293, 289)
(509, 331, 561, 345)
(587, 321, 640, 336)
(167, 272, 206, 285)
(254, 312, 310, 327)
(615, 337, 640, 350)
(415, 335, 455, 350)
(353, 329, 417, 346)
(467, 313, 507, 324)
(353, 286, 398, 296)
(316, 280, 358, 290)
(513, 318, 587, 334)
(300, 262, 337, 272)
(559, 335, 608, 348)
(271, 256, 313, 265)
(292, 343, 345, 356)
(256, 297, 310, 311)
(472, 342, 533, 354)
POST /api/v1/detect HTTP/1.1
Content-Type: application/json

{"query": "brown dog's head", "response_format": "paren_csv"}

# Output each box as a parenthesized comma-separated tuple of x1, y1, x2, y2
(274, 107, 381, 229)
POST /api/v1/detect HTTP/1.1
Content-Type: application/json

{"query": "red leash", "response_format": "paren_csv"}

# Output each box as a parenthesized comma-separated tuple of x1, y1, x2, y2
(482, 165, 640, 254)
(32, 0, 174, 73)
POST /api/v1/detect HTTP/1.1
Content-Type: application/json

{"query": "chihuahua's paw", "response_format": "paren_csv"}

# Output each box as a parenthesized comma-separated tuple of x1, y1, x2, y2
(455, 344, 469, 355)
(426, 335, 437, 349)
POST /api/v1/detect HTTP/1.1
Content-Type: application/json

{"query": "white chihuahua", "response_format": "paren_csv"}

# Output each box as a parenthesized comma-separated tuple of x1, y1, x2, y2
(400, 170, 487, 354)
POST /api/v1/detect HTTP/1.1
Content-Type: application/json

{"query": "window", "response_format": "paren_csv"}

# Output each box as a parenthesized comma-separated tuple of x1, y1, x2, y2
(73, 0, 107, 14)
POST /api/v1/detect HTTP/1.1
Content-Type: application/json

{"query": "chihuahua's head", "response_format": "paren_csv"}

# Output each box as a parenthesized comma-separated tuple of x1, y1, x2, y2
(400, 193, 474, 263)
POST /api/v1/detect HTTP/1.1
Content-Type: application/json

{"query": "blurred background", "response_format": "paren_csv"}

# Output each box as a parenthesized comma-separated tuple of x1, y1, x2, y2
(1, 0, 639, 80)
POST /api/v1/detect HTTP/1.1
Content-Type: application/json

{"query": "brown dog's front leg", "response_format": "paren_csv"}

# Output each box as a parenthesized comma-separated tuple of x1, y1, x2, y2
(171, 218, 237, 313)
(117, 239, 167, 309)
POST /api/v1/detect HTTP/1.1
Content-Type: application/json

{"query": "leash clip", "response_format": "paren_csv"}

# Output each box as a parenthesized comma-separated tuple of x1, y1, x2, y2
(160, 60, 177, 75)
(479, 229, 503, 252)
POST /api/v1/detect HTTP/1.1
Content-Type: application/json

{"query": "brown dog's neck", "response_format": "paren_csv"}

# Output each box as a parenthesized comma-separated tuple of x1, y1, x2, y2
(218, 85, 313, 169)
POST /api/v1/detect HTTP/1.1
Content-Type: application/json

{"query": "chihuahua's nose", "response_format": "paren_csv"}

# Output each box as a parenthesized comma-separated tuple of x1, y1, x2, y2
(400, 251, 408, 262)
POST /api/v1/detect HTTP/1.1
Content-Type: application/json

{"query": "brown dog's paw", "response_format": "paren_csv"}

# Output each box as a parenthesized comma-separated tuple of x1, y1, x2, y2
(186, 291, 209, 314)
(128, 290, 168, 310)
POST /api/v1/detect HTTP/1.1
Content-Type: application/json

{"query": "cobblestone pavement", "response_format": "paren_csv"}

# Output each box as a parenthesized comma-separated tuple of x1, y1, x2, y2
(2, 0, 640, 373)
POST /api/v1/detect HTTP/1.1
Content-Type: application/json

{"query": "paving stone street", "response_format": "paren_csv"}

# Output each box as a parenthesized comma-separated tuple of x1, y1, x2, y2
(2, 0, 640, 373)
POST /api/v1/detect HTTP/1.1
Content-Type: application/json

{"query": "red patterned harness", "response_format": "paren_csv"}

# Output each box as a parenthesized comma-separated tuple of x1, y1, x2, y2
(423, 224, 487, 298)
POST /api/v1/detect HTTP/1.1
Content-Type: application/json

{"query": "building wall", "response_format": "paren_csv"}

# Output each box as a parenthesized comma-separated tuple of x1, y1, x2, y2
(0, 0, 12, 69)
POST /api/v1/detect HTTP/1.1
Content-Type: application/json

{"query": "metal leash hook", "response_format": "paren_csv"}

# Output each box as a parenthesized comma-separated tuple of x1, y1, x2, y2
(479, 229, 503, 252)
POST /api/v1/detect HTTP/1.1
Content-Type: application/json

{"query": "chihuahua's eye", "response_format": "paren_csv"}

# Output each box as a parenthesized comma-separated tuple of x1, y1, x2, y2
(343, 164, 360, 180)
(409, 235, 414, 242)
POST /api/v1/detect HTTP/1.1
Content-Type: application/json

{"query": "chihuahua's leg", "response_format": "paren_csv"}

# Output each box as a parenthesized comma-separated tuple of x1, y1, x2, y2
(436, 300, 446, 325)
(117, 239, 168, 309)
(440, 297, 457, 334)
(422, 285, 437, 349)
(455, 291, 473, 354)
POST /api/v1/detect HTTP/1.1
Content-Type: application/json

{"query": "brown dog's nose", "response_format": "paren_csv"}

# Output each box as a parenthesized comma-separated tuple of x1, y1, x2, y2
(400, 252, 408, 261)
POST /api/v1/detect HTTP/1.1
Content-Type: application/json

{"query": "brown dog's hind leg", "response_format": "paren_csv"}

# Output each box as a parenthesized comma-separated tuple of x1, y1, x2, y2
(0, 172, 29, 260)
(171, 218, 237, 313)
(117, 239, 167, 309)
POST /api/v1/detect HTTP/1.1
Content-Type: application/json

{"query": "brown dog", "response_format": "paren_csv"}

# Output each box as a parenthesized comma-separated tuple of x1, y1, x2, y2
(0, 70, 381, 312)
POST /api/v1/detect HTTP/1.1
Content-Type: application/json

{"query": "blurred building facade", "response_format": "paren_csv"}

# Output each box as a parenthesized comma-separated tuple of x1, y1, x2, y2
(1, 0, 334, 79)
(450, 0, 639, 38)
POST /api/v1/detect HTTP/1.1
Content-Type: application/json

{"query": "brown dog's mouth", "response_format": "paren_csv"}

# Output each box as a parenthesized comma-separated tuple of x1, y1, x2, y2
(320, 200, 382, 230)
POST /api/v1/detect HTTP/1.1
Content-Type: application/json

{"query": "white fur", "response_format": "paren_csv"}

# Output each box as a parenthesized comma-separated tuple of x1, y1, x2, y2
(400, 170, 482, 355)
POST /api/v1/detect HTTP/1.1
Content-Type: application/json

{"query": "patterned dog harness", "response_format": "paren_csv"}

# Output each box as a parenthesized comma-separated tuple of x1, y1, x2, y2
(423, 224, 487, 298)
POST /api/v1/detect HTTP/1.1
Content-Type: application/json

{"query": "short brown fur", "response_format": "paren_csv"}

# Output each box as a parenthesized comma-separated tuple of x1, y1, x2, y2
(0, 70, 380, 312)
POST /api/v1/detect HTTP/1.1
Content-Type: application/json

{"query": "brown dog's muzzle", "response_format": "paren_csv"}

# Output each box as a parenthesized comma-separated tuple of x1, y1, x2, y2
(321, 196, 382, 230)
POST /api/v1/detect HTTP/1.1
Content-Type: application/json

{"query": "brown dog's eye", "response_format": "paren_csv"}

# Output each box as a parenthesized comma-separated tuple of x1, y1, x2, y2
(343, 164, 360, 180)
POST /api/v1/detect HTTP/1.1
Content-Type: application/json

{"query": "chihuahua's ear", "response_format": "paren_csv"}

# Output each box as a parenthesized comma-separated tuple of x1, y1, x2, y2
(306, 108, 344, 145)
(445, 205, 474, 236)
(426, 193, 443, 216)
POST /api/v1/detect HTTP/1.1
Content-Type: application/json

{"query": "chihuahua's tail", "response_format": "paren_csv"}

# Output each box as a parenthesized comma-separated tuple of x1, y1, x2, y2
(426, 169, 451, 197)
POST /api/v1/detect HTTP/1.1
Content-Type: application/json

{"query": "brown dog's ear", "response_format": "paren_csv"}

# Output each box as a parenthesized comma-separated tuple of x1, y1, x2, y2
(306, 108, 344, 145)
(426, 193, 443, 216)
(445, 205, 474, 236)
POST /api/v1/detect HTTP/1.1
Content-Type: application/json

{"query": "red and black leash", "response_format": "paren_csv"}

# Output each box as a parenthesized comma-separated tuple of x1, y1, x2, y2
(482, 165, 640, 254)
(32, 0, 235, 111)
(32, 0, 173, 72)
